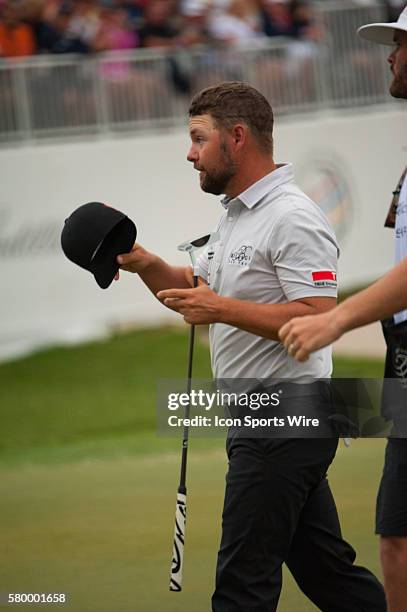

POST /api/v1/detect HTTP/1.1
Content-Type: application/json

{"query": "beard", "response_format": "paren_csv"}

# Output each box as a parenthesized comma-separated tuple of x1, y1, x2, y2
(199, 140, 237, 195)
(390, 64, 407, 99)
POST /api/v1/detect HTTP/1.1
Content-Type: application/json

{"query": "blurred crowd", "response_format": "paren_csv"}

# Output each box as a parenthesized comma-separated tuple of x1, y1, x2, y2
(0, 0, 405, 59)
(0, 0, 405, 133)
(0, 0, 341, 58)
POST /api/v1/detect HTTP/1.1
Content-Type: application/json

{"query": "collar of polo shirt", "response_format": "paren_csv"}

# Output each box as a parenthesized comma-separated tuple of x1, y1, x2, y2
(221, 163, 293, 209)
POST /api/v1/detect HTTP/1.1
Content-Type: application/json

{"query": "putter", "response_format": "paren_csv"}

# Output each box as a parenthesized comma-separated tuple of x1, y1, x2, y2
(169, 232, 219, 592)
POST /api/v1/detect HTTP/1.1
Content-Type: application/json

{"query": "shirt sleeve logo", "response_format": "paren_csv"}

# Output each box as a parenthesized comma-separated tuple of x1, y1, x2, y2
(312, 270, 337, 288)
(228, 245, 254, 267)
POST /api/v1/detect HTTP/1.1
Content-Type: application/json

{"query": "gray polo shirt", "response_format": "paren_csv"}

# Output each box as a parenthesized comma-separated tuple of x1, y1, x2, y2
(195, 163, 339, 380)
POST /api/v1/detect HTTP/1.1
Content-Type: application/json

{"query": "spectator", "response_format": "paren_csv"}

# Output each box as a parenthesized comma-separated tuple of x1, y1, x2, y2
(137, 0, 181, 48)
(291, 0, 322, 42)
(208, 0, 265, 48)
(0, 3, 36, 57)
(178, 0, 212, 46)
(255, 0, 321, 108)
(10, 0, 44, 23)
(171, 0, 213, 94)
(121, 0, 147, 26)
(67, 0, 99, 48)
(36, 2, 91, 54)
(260, 0, 296, 38)
(92, 5, 139, 51)
(286, 0, 322, 79)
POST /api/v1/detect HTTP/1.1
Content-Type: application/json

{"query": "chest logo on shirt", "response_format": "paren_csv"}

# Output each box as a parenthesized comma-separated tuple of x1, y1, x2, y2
(312, 270, 337, 288)
(228, 245, 254, 267)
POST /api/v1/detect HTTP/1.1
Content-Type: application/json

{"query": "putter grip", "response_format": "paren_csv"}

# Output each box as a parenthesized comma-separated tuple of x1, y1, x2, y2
(169, 491, 187, 591)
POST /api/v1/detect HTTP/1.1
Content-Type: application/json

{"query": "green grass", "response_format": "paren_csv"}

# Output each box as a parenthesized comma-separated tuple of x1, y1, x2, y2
(0, 328, 386, 611)
(0, 327, 385, 464)
(0, 442, 385, 612)
(0, 327, 213, 460)
(333, 356, 385, 378)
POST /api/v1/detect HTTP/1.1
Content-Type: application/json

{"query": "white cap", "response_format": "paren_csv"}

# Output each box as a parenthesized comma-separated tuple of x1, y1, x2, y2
(358, 6, 407, 45)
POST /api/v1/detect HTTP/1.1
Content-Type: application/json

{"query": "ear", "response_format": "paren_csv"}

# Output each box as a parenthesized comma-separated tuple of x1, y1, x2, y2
(230, 124, 246, 151)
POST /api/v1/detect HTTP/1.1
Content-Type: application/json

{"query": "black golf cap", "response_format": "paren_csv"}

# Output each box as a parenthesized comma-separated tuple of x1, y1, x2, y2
(61, 202, 137, 289)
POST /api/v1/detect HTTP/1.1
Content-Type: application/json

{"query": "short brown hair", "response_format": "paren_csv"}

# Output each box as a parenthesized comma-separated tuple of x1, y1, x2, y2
(189, 82, 274, 154)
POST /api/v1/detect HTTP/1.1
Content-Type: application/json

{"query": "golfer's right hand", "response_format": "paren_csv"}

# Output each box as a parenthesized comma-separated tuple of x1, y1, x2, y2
(278, 310, 341, 362)
(116, 243, 154, 275)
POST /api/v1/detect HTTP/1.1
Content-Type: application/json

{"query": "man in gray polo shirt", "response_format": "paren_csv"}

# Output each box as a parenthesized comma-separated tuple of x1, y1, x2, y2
(192, 162, 336, 382)
(118, 82, 385, 611)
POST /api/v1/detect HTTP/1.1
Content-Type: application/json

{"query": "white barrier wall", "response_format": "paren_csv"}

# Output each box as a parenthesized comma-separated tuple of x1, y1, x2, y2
(0, 107, 405, 361)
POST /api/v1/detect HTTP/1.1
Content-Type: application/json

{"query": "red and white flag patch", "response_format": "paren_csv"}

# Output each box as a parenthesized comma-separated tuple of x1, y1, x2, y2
(312, 270, 337, 288)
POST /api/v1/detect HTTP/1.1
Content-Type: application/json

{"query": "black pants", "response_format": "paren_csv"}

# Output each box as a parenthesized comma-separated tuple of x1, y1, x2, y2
(376, 437, 407, 536)
(212, 436, 386, 611)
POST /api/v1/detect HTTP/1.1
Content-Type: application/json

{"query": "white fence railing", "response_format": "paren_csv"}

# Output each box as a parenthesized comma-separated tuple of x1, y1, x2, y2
(0, 2, 393, 144)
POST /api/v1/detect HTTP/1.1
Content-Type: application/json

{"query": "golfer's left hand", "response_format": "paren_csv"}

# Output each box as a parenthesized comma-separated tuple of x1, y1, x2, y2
(157, 285, 223, 325)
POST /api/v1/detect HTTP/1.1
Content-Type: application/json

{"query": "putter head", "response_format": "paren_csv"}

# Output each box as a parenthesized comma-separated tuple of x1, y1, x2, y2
(177, 232, 219, 267)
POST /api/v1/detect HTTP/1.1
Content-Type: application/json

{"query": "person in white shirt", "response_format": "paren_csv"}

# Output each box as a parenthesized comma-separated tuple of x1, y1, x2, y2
(279, 8, 407, 611)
